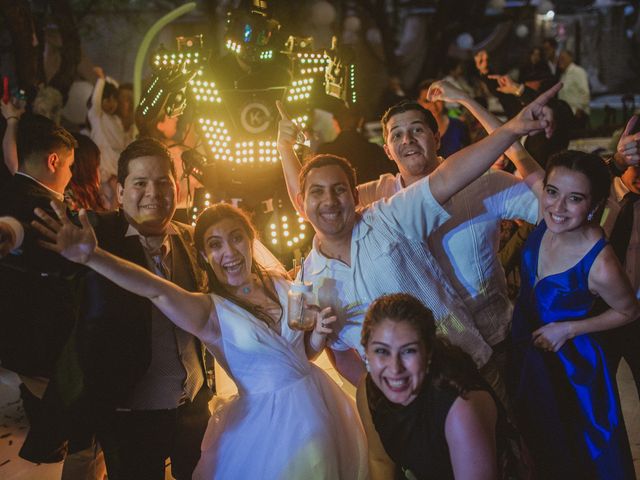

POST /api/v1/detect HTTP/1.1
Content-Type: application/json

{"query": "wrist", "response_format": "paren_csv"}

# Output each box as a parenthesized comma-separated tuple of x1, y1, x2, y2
(309, 330, 326, 352)
(5, 116, 19, 122)
(515, 84, 525, 97)
(608, 153, 628, 176)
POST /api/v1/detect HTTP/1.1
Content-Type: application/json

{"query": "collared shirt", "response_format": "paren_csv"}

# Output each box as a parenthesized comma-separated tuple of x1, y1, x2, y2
(121, 223, 204, 410)
(357, 170, 538, 346)
(602, 178, 640, 297)
(302, 176, 493, 367)
(558, 62, 590, 114)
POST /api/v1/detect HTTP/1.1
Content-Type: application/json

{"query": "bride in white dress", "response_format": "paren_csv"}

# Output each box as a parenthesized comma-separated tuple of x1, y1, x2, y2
(34, 201, 368, 480)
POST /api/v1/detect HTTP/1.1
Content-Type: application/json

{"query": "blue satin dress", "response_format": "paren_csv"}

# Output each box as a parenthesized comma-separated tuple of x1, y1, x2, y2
(510, 221, 634, 480)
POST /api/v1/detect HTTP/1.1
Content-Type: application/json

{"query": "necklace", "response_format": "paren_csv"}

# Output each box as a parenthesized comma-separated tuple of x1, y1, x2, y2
(241, 285, 251, 295)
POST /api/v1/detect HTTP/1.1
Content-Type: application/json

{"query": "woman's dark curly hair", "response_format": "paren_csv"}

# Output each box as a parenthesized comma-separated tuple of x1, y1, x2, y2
(362, 293, 484, 398)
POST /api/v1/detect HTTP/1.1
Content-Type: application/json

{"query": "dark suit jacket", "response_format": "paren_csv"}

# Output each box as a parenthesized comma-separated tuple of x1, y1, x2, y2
(70, 211, 211, 409)
(0, 174, 83, 377)
(22, 211, 212, 462)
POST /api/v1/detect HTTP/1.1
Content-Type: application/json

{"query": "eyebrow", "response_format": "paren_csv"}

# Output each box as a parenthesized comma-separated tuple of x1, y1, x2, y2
(205, 228, 243, 242)
(307, 181, 348, 189)
(371, 340, 420, 349)
(546, 183, 587, 197)
(390, 120, 426, 133)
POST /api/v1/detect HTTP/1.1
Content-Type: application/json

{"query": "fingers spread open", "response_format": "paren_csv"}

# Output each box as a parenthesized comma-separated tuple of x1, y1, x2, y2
(33, 207, 62, 233)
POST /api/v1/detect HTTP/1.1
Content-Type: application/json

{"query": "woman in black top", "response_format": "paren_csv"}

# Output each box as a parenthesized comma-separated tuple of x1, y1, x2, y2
(357, 293, 512, 480)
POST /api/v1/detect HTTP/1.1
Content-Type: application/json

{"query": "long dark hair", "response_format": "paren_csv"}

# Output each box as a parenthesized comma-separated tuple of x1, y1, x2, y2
(194, 203, 283, 327)
(68, 134, 106, 211)
(362, 293, 483, 398)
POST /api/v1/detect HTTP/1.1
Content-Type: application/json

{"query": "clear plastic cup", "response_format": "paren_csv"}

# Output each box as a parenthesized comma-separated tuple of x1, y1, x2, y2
(287, 282, 315, 331)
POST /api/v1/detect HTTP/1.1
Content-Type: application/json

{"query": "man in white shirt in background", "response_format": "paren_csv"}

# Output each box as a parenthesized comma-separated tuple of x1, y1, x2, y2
(557, 50, 590, 128)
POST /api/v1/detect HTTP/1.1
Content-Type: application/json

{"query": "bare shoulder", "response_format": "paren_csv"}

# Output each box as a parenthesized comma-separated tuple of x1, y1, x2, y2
(447, 390, 497, 426)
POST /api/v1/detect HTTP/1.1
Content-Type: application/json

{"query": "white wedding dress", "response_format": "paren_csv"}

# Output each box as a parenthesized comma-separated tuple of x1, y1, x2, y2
(192, 278, 369, 479)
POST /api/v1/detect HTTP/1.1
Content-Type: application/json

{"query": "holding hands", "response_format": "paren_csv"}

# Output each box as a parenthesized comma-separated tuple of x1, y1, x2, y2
(532, 322, 574, 352)
(308, 306, 337, 355)
(32, 201, 97, 264)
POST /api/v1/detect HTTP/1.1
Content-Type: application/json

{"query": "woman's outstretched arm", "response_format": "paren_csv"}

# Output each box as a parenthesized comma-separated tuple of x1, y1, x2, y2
(33, 201, 213, 339)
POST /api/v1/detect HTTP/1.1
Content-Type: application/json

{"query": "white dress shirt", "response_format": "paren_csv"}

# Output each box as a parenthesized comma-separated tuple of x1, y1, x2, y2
(558, 62, 590, 114)
(357, 169, 538, 346)
(301, 176, 493, 368)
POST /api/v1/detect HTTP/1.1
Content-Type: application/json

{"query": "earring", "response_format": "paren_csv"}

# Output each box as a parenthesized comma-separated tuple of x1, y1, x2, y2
(364, 357, 370, 372)
(587, 210, 595, 222)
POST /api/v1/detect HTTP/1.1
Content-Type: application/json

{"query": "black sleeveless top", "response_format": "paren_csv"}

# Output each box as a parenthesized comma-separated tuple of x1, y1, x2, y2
(367, 375, 513, 480)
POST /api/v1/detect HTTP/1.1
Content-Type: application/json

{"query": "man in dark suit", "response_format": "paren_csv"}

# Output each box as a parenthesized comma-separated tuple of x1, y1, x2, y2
(1, 135, 214, 479)
(0, 115, 77, 380)
(0, 115, 108, 478)
(74, 137, 213, 480)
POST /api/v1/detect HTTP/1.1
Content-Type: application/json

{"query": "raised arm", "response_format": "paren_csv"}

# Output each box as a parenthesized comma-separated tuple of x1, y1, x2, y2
(276, 100, 304, 214)
(90, 67, 106, 117)
(532, 245, 640, 352)
(32, 201, 213, 339)
(1, 99, 24, 175)
(427, 82, 561, 205)
(430, 80, 545, 193)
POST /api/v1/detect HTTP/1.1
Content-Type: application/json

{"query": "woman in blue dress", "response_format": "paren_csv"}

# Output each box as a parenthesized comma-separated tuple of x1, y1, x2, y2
(511, 150, 639, 479)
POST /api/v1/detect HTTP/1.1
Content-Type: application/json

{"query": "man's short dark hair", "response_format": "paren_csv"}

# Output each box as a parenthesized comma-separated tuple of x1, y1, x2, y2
(543, 37, 558, 49)
(381, 100, 438, 140)
(16, 114, 77, 167)
(299, 154, 357, 198)
(117, 137, 176, 186)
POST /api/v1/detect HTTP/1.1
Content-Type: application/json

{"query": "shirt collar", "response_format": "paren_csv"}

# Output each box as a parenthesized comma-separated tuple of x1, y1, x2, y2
(613, 177, 631, 202)
(125, 222, 178, 255)
(306, 214, 369, 276)
(16, 171, 65, 202)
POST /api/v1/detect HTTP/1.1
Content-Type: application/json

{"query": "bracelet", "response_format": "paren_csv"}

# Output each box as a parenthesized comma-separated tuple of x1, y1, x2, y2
(5, 116, 19, 121)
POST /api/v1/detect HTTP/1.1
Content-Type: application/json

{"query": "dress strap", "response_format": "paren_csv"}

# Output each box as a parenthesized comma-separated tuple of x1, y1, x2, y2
(579, 236, 607, 276)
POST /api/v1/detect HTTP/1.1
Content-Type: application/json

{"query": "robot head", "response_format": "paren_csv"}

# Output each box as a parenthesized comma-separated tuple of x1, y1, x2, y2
(224, 1, 281, 64)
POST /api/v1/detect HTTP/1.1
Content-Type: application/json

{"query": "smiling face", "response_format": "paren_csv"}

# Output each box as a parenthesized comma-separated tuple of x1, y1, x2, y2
(383, 110, 440, 181)
(297, 164, 358, 242)
(366, 318, 428, 406)
(117, 155, 177, 236)
(542, 166, 593, 233)
(201, 218, 253, 287)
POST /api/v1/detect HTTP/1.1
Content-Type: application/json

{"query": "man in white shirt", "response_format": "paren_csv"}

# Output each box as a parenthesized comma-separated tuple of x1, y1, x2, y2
(276, 84, 560, 389)
(557, 50, 590, 122)
(357, 84, 544, 397)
